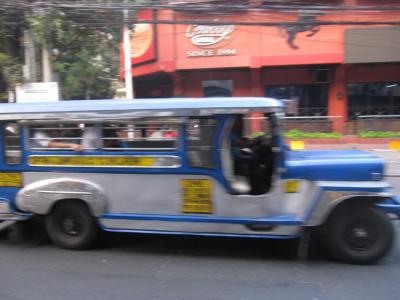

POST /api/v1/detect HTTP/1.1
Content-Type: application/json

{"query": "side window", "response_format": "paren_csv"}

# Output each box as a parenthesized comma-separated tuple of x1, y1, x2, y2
(4, 122, 22, 164)
(243, 113, 272, 138)
(29, 124, 82, 151)
(187, 118, 217, 169)
(101, 120, 179, 151)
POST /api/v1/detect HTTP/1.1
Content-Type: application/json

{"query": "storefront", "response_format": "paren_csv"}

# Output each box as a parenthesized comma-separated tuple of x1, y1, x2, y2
(123, 6, 400, 133)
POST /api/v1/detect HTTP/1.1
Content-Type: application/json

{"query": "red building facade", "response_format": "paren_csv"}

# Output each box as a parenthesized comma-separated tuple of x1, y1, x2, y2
(123, 2, 400, 133)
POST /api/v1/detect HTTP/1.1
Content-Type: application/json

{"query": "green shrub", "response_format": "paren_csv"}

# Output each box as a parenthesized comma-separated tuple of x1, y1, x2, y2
(358, 131, 400, 138)
(249, 131, 267, 139)
(284, 129, 341, 139)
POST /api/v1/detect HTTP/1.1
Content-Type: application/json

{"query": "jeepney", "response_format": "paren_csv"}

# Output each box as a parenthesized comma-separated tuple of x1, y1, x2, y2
(0, 97, 399, 264)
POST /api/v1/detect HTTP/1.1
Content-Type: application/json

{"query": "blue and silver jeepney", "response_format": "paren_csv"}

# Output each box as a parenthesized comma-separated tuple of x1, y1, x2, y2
(0, 97, 399, 264)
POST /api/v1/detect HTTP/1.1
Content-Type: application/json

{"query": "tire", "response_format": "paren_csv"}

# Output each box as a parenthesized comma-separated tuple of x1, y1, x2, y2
(325, 203, 394, 264)
(45, 201, 98, 250)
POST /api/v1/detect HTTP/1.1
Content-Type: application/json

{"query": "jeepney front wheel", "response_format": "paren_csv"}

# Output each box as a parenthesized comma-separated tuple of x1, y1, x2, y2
(46, 200, 98, 250)
(325, 203, 394, 264)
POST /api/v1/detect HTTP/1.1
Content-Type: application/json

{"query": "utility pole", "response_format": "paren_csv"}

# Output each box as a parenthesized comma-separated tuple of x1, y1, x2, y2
(123, 0, 134, 99)
(42, 43, 52, 82)
(23, 30, 37, 82)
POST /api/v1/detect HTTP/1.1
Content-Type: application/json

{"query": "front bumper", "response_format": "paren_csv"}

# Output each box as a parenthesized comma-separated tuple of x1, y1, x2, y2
(377, 196, 400, 216)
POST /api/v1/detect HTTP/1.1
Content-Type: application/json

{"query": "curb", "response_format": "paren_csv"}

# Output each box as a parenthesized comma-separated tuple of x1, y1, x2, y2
(286, 137, 400, 145)
(286, 138, 400, 151)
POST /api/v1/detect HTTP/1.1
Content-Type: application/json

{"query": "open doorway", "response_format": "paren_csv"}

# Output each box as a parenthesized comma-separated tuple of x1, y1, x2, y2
(222, 114, 276, 195)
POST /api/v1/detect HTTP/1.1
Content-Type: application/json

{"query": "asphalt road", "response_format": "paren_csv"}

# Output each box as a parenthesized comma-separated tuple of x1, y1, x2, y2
(373, 149, 400, 194)
(0, 150, 399, 300)
(0, 225, 400, 300)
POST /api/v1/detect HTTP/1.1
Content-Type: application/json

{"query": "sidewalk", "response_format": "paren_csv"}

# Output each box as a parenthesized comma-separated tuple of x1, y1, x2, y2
(285, 136, 400, 151)
(303, 143, 393, 151)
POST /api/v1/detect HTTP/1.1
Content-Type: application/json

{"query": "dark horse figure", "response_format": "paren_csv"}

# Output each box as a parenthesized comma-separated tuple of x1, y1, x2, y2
(279, 15, 320, 49)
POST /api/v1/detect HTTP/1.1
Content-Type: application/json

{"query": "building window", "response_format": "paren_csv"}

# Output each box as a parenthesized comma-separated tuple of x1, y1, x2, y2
(348, 83, 400, 120)
(265, 85, 328, 116)
(202, 80, 233, 97)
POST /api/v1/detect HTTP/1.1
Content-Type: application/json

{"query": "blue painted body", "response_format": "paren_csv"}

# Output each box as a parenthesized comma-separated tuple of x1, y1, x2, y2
(101, 212, 303, 225)
(0, 188, 20, 211)
(284, 149, 385, 181)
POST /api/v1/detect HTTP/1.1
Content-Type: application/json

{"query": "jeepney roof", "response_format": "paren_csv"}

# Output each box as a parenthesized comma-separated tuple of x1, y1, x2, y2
(0, 97, 283, 121)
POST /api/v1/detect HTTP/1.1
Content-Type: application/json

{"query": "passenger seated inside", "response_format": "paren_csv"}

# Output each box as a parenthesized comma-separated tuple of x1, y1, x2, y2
(247, 135, 274, 195)
(148, 124, 164, 140)
(31, 126, 81, 151)
(230, 116, 252, 194)
(81, 125, 101, 150)
(229, 115, 275, 195)
(230, 116, 251, 176)
(102, 124, 124, 149)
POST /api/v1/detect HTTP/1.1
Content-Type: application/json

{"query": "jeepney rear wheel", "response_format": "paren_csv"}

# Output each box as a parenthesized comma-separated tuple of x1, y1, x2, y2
(46, 200, 98, 250)
(325, 203, 394, 264)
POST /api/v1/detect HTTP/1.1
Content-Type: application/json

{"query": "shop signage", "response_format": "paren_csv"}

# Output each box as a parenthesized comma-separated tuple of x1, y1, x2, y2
(186, 24, 235, 46)
(130, 10, 157, 66)
(187, 48, 236, 57)
(185, 23, 237, 58)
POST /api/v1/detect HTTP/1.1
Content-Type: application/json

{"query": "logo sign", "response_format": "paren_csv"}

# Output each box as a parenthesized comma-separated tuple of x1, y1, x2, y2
(130, 24, 153, 59)
(185, 23, 235, 47)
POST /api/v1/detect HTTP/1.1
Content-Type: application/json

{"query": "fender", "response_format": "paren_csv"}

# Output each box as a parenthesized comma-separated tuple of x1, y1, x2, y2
(306, 192, 392, 226)
(305, 181, 392, 226)
(16, 178, 107, 216)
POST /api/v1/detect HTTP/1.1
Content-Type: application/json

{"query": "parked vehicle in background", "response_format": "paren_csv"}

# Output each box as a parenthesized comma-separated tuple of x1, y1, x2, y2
(0, 97, 399, 264)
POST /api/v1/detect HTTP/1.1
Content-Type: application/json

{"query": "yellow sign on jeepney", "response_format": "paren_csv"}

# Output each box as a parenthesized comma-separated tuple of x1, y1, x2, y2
(0, 172, 22, 187)
(28, 156, 156, 167)
(181, 179, 213, 214)
(284, 180, 299, 193)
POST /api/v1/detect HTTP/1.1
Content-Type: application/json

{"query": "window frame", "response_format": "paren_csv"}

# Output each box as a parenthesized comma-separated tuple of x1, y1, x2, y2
(3, 122, 22, 165)
(185, 116, 218, 169)
(26, 118, 182, 153)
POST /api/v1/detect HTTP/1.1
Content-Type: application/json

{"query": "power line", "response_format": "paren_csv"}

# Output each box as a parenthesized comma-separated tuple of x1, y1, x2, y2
(134, 19, 400, 26)
(2, 1, 400, 12)
(1, 1, 399, 29)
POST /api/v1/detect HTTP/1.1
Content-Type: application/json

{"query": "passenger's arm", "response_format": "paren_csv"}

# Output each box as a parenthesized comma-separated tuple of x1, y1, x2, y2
(48, 141, 82, 151)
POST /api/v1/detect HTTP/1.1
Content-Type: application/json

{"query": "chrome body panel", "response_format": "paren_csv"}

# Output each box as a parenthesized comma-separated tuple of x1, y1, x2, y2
(16, 176, 107, 216)
(21, 173, 271, 218)
(18, 173, 319, 235)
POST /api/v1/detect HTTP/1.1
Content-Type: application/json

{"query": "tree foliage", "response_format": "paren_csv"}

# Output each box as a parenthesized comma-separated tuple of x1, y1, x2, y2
(0, 1, 142, 101)
(28, 10, 120, 100)
(0, 15, 23, 100)
(0, 53, 23, 88)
